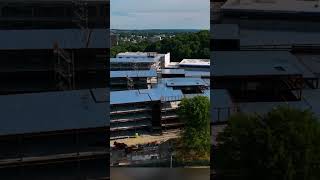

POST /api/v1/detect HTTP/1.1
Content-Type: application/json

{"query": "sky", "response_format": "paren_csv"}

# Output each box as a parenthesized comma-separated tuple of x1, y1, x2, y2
(111, 0, 210, 30)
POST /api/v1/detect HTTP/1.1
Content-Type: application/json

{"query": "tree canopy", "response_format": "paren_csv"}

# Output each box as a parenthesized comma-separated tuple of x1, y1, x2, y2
(213, 106, 320, 180)
(176, 96, 210, 161)
(111, 30, 209, 61)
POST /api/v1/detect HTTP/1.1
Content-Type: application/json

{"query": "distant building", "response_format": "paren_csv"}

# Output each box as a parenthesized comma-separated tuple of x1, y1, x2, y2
(111, 32, 118, 46)
(149, 35, 162, 43)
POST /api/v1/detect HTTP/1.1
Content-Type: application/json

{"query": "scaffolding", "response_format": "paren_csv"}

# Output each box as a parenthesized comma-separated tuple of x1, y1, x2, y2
(53, 1, 93, 90)
(110, 102, 153, 139)
(53, 43, 75, 90)
(160, 95, 183, 132)
(72, 0, 92, 48)
(126, 61, 141, 90)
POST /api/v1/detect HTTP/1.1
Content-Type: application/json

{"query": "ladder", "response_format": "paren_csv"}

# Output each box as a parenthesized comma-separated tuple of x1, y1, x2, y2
(53, 1, 92, 90)
(160, 96, 168, 132)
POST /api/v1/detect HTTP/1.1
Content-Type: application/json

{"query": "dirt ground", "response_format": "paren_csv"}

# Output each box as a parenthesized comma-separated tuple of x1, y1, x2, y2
(110, 130, 181, 147)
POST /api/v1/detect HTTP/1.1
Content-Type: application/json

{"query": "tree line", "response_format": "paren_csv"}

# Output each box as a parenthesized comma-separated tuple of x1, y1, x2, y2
(111, 30, 210, 61)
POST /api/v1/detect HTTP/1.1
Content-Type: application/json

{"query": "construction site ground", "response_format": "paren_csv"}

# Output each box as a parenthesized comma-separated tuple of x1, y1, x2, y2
(110, 130, 181, 147)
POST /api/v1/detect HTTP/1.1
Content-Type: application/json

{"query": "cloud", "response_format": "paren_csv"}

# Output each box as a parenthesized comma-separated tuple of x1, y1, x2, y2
(111, 0, 210, 29)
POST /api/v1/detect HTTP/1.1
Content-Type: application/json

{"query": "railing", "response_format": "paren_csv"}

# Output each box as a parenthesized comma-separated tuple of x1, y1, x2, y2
(241, 44, 320, 51)
(212, 106, 239, 124)
(0, 150, 107, 168)
(160, 95, 183, 102)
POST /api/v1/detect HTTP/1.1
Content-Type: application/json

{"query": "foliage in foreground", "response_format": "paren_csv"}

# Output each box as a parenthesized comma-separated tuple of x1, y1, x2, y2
(176, 96, 210, 162)
(213, 106, 320, 180)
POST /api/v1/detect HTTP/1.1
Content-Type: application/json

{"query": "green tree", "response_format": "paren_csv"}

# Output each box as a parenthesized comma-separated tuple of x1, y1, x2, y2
(177, 96, 210, 161)
(213, 106, 320, 180)
(111, 30, 209, 60)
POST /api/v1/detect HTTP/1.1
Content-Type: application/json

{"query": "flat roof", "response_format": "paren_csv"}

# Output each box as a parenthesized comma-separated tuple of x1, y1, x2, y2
(0, 29, 108, 50)
(295, 54, 320, 74)
(0, 89, 107, 136)
(117, 52, 150, 56)
(165, 78, 207, 87)
(161, 69, 185, 75)
(289, 54, 316, 79)
(111, 69, 157, 78)
(179, 59, 210, 67)
(110, 87, 184, 105)
(185, 70, 210, 78)
(222, 0, 320, 13)
(211, 24, 239, 40)
(240, 29, 320, 46)
(116, 52, 163, 58)
(110, 90, 152, 105)
(212, 51, 304, 77)
(165, 62, 180, 69)
(140, 87, 183, 102)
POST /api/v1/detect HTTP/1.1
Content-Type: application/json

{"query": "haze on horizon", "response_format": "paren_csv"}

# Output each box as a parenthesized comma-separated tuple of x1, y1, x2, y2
(111, 0, 210, 30)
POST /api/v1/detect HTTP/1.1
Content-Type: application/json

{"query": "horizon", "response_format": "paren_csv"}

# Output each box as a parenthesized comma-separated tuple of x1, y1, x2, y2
(111, 0, 209, 30)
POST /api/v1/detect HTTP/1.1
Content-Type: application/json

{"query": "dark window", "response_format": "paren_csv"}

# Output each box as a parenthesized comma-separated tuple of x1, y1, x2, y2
(2, 6, 33, 17)
(88, 6, 97, 17)
(34, 7, 65, 17)
(100, 5, 107, 17)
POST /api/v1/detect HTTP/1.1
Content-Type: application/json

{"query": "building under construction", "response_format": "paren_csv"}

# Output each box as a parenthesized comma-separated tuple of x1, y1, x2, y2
(211, 1, 320, 177)
(110, 69, 158, 91)
(0, 0, 109, 94)
(110, 52, 165, 71)
(0, 0, 109, 179)
(0, 89, 108, 179)
(110, 52, 210, 140)
(211, 0, 320, 123)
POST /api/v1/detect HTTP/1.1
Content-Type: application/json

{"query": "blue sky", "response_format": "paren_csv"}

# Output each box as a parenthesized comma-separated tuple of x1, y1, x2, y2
(111, 0, 210, 30)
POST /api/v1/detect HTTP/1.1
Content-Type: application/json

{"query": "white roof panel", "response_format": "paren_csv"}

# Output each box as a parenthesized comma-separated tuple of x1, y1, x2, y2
(179, 59, 210, 67)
